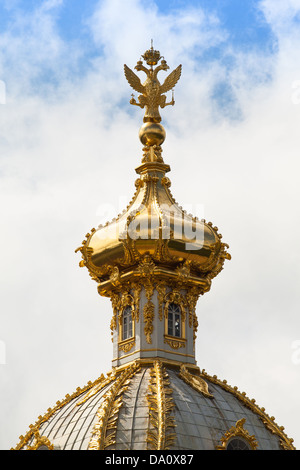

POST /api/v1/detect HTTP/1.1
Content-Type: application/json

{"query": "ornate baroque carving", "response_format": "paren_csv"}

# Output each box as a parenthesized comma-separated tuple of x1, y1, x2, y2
(147, 361, 176, 450)
(164, 337, 185, 349)
(156, 281, 167, 321)
(132, 282, 142, 323)
(186, 286, 202, 345)
(179, 365, 213, 399)
(119, 338, 135, 353)
(143, 300, 155, 344)
(26, 432, 54, 450)
(216, 418, 258, 450)
(143, 280, 155, 344)
(88, 363, 140, 450)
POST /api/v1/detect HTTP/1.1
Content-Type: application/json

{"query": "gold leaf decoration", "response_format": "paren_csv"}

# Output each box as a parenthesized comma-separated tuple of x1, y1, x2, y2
(76, 369, 117, 407)
(216, 418, 258, 450)
(143, 280, 155, 344)
(147, 361, 176, 450)
(144, 301, 155, 344)
(26, 432, 54, 450)
(88, 363, 140, 450)
(179, 365, 213, 399)
(11, 370, 118, 450)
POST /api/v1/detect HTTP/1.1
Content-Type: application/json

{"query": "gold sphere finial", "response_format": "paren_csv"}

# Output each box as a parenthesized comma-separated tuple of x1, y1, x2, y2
(139, 122, 166, 147)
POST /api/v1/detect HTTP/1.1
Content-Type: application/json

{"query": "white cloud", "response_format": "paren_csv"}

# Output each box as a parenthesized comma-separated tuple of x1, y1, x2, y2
(260, 0, 300, 27)
(1, 0, 300, 450)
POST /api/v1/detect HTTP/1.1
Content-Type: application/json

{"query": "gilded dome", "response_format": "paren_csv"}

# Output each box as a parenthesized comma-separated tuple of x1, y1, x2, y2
(78, 159, 230, 295)
(13, 361, 295, 451)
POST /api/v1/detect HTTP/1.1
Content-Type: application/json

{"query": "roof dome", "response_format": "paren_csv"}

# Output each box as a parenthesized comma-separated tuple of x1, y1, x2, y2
(78, 160, 229, 294)
(13, 361, 294, 451)
(12, 46, 295, 452)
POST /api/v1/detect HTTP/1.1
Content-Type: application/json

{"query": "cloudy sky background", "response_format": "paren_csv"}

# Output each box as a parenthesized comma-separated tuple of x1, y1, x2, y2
(1, 0, 300, 450)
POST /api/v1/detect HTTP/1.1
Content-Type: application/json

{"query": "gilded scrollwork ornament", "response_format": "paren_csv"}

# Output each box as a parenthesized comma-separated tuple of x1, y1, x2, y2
(179, 365, 213, 399)
(216, 418, 258, 450)
(138, 254, 156, 276)
(143, 302, 155, 344)
(164, 337, 185, 349)
(186, 286, 202, 344)
(118, 338, 135, 353)
(143, 281, 155, 344)
(109, 266, 121, 287)
(147, 361, 176, 450)
(132, 282, 142, 323)
(88, 363, 140, 450)
(176, 260, 191, 282)
(26, 432, 54, 450)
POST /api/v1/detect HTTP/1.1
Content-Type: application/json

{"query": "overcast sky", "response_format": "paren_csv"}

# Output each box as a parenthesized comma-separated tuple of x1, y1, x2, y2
(1, 0, 300, 450)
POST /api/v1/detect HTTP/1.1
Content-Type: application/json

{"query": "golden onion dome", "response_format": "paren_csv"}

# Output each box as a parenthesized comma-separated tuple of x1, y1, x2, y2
(76, 47, 230, 297)
(78, 161, 229, 292)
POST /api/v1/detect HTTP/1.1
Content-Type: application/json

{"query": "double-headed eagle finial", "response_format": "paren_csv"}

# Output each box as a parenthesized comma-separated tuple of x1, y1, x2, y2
(124, 44, 182, 124)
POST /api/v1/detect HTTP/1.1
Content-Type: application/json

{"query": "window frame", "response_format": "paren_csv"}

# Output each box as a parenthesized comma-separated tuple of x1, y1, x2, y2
(167, 302, 182, 338)
(164, 300, 186, 349)
(122, 305, 133, 341)
(118, 302, 135, 352)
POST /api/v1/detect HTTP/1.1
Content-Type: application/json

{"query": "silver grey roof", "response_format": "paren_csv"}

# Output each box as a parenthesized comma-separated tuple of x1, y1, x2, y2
(14, 362, 294, 451)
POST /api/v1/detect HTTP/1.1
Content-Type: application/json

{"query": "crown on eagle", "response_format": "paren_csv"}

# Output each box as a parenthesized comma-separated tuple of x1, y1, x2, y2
(142, 45, 161, 66)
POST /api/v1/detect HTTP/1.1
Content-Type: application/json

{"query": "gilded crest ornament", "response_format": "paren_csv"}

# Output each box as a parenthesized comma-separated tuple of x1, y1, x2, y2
(124, 44, 181, 124)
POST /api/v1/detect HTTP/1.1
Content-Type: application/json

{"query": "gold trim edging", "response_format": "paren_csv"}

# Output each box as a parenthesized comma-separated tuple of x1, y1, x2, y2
(11, 369, 118, 450)
(201, 369, 296, 450)
(112, 347, 196, 362)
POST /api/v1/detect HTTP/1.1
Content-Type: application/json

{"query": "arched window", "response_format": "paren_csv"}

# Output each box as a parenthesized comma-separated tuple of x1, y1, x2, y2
(122, 305, 133, 340)
(167, 303, 181, 337)
(226, 437, 252, 450)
